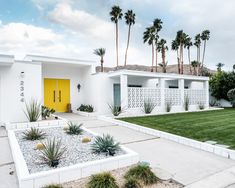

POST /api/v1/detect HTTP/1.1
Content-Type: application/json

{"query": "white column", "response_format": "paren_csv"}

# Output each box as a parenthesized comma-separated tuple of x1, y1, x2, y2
(178, 79, 185, 108)
(120, 74, 128, 109)
(204, 80, 209, 108)
(159, 78, 165, 111)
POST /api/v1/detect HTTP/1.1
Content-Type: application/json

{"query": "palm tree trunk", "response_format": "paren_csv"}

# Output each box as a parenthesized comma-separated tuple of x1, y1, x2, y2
(101, 57, 104, 72)
(124, 25, 131, 66)
(177, 50, 180, 74)
(116, 22, 119, 67)
(181, 44, 184, 74)
(202, 41, 206, 68)
(188, 48, 192, 74)
(151, 43, 154, 72)
(162, 49, 166, 73)
(155, 47, 158, 72)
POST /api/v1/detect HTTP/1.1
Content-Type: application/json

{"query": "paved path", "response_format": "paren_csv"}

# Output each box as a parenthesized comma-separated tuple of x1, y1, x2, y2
(0, 127, 18, 188)
(60, 113, 235, 187)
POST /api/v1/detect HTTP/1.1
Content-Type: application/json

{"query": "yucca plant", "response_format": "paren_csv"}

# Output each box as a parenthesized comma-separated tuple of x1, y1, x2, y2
(40, 138, 66, 167)
(91, 134, 120, 156)
(65, 121, 83, 135)
(24, 99, 41, 122)
(184, 95, 190, 111)
(87, 172, 118, 188)
(166, 101, 172, 112)
(43, 184, 63, 188)
(23, 127, 46, 141)
(124, 163, 158, 185)
(198, 102, 205, 110)
(108, 103, 122, 116)
(143, 99, 156, 114)
(124, 177, 141, 188)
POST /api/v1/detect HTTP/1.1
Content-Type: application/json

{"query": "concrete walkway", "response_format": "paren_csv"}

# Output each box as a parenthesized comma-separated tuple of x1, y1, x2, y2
(0, 127, 18, 188)
(60, 113, 235, 187)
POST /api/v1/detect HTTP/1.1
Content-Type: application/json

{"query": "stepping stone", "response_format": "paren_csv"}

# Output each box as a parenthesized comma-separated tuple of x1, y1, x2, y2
(205, 140, 217, 145)
(215, 144, 230, 149)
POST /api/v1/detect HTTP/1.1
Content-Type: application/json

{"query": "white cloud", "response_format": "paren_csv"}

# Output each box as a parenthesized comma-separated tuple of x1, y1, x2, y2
(48, 2, 113, 40)
(0, 23, 83, 59)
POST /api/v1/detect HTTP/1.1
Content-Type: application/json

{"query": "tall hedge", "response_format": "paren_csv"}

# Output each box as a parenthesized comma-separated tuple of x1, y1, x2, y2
(209, 71, 235, 100)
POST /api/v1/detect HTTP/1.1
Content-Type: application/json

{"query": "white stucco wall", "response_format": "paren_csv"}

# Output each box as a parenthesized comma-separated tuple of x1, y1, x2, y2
(42, 64, 91, 112)
(0, 61, 42, 124)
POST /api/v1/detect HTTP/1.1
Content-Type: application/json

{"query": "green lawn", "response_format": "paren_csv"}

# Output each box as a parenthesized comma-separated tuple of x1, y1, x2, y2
(119, 108, 235, 149)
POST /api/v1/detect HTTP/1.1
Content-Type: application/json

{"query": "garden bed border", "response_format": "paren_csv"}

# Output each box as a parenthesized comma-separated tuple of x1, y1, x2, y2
(98, 115, 235, 161)
(8, 123, 139, 188)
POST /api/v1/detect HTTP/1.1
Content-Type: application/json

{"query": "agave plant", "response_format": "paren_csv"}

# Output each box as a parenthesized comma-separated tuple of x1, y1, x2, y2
(41, 106, 55, 119)
(65, 121, 83, 135)
(184, 95, 190, 111)
(143, 99, 156, 114)
(40, 138, 66, 167)
(108, 103, 122, 116)
(91, 134, 120, 156)
(24, 99, 41, 122)
(23, 127, 46, 141)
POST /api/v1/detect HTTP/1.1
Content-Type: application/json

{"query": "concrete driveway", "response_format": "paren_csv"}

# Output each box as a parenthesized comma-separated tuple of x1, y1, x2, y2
(61, 113, 235, 187)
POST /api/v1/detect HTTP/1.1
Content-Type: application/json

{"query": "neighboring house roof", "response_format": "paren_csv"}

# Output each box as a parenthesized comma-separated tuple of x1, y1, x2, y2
(96, 64, 215, 75)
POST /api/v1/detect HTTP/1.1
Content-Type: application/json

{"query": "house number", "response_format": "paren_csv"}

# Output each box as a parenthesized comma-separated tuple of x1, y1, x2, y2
(20, 80, 24, 102)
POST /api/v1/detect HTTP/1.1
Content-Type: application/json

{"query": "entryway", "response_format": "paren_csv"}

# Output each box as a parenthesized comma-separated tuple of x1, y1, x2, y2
(44, 78, 70, 112)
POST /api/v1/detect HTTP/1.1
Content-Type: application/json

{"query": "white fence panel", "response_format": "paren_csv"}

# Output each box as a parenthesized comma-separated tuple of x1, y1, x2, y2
(185, 89, 206, 105)
(165, 88, 181, 105)
(128, 87, 161, 108)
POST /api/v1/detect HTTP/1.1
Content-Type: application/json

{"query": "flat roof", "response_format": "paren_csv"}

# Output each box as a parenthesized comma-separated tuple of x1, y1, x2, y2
(24, 55, 96, 67)
(0, 54, 14, 66)
(107, 69, 209, 81)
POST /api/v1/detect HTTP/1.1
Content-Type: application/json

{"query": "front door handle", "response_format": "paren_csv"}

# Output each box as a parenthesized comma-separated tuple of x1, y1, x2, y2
(53, 90, 55, 102)
(59, 90, 61, 102)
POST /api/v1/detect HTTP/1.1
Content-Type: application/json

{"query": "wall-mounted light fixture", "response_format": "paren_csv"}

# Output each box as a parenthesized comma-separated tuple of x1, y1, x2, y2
(77, 84, 81, 92)
(20, 71, 25, 78)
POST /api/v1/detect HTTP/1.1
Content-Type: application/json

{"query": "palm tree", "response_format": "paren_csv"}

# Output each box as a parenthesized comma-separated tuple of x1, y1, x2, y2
(184, 36, 193, 74)
(175, 30, 188, 74)
(171, 39, 180, 74)
(94, 48, 106, 72)
(143, 26, 155, 72)
(153, 18, 163, 72)
(194, 34, 201, 74)
(191, 60, 199, 75)
(201, 30, 210, 69)
(216, 62, 224, 71)
(233, 64, 235, 71)
(124, 10, 135, 66)
(158, 39, 168, 73)
(110, 6, 123, 67)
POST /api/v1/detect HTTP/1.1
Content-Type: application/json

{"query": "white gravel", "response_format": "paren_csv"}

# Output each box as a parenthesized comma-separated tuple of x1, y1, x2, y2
(15, 127, 125, 174)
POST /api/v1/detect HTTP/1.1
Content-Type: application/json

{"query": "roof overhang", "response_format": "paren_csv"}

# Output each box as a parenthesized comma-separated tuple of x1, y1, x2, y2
(0, 54, 14, 66)
(24, 55, 96, 67)
(107, 70, 209, 81)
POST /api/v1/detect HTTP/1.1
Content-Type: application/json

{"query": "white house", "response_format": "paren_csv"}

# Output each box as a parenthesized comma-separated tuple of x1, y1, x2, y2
(0, 54, 209, 125)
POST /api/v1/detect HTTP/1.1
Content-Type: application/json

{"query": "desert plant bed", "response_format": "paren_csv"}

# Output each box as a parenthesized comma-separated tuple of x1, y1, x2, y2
(8, 124, 139, 188)
(15, 127, 126, 173)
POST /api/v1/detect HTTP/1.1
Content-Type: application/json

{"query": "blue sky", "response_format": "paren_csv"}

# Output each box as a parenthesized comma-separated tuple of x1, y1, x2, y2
(0, 0, 234, 70)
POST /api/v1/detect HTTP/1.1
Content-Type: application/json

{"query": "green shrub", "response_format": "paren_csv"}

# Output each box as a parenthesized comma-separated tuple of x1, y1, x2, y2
(42, 106, 55, 119)
(23, 128, 46, 141)
(42, 184, 63, 188)
(184, 95, 189, 111)
(124, 163, 158, 185)
(77, 104, 94, 112)
(198, 102, 205, 110)
(87, 172, 118, 188)
(166, 101, 172, 112)
(123, 177, 141, 188)
(108, 103, 122, 116)
(227, 88, 235, 107)
(91, 134, 120, 156)
(65, 121, 83, 135)
(24, 99, 41, 122)
(40, 138, 66, 167)
(143, 99, 156, 114)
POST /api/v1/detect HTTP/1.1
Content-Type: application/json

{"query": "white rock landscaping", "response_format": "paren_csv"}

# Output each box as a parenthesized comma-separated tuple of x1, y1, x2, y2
(8, 122, 139, 188)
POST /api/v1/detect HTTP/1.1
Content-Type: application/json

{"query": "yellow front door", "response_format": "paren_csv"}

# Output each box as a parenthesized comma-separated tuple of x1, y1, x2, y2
(44, 79, 70, 112)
